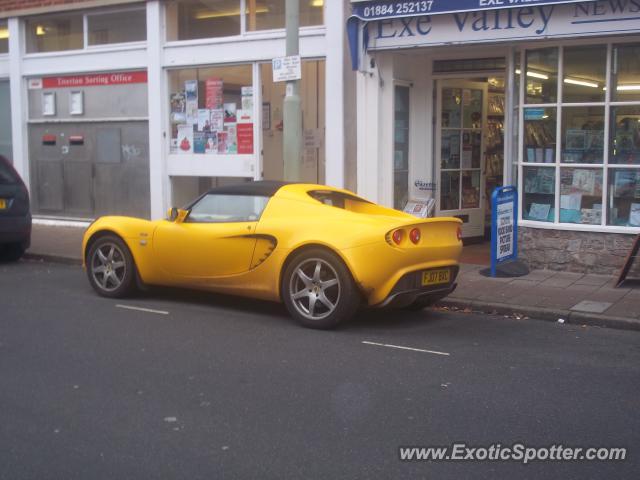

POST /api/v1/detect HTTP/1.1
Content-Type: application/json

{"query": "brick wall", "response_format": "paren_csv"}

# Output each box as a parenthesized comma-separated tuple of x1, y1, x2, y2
(518, 226, 640, 276)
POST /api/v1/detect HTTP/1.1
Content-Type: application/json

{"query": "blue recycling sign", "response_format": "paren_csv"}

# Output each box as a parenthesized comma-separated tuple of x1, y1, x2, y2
(490, 186, 518, 277)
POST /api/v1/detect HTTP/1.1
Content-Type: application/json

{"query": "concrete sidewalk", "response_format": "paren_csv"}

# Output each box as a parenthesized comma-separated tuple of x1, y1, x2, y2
(24, 222, 640, 331)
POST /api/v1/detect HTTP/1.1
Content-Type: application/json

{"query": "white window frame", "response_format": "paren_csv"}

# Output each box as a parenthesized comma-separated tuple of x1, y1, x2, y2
(516, 36, 640, 234)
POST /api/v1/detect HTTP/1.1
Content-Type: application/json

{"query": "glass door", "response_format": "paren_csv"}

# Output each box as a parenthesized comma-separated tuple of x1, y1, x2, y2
(436, 80, 488, 238)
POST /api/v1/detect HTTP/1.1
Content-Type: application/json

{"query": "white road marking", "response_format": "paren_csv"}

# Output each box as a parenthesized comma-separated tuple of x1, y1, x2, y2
(362, 341, 450, 356)
(116, 304, 169, 315)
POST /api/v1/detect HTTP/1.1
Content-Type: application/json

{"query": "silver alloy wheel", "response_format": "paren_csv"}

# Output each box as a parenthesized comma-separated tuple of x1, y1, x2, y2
(289, 258, 341, 321)
(91, 243, 127, 292)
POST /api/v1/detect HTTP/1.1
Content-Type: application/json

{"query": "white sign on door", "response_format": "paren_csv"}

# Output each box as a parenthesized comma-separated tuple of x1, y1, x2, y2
(272, 55, 302, 82)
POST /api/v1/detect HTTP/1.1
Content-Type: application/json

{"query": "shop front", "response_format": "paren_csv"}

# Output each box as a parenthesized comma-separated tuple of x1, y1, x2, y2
(351, 0, 640, 273)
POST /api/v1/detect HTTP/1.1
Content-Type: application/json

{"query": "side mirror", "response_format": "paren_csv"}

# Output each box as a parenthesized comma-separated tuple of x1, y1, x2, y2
(167, 207, 189, 223)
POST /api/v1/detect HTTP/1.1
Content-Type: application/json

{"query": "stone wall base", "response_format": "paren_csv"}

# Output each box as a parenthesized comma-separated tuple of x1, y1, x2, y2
(518, 226, 639, 275)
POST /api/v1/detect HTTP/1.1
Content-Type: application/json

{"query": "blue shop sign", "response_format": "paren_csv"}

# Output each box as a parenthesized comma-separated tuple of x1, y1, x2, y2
(351, 0, 590, 21)
(490, 186, 518, 277)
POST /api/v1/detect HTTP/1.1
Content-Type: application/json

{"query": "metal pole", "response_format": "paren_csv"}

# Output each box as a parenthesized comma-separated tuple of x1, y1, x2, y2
(283, 0, 301, 181)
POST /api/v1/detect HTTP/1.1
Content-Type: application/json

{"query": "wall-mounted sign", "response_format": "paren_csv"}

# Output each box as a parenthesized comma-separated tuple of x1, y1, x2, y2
(366, 2, 640, 50)
(28, 78, 43, 90)
(272, 55, 302, 82)
(41, 71, 148, 89)
(350, 0, 589, 21)
(490, 185, 518, 277)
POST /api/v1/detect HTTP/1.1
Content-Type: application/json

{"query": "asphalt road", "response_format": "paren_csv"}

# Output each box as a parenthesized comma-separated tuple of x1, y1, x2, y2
(1, 260, 639, 480)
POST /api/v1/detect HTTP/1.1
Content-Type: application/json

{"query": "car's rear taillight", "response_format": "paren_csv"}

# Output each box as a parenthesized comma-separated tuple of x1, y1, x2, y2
(409, 228, 421, 244)
(392, 229, 404, 245)
(457, 226, 463, 241)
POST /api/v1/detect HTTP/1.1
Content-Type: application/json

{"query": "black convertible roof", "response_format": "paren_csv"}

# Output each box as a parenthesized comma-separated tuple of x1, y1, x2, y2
(206, 181, 293, 197)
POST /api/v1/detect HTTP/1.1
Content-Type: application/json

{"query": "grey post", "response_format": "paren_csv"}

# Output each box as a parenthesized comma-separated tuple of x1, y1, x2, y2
(283, 0, 302, 181)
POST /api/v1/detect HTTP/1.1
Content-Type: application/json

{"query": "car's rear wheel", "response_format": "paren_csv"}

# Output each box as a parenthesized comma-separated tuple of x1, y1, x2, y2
(282, 248, 360, 329)
(0, 242, 25, 262)
(86, 235, 136, 298)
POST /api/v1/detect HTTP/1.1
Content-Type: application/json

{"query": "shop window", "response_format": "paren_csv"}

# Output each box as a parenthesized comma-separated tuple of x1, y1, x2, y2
(563, 45, 606, 103)
(393, 85, 410, 210)
(518, 43, 640, 230)
(612, 43, 640, 102)
(561, 107, 604, 164)
(246, 0, 323, 31)
(166, 0, 241, 41)
(25, 14, 83, 53)
(523, 166, 555, 222)
(87, 8, 146, 46)
(608, 169, 640, 226)
(523, 107, 556, 163)
(168, 65, 254, 156)
(524, 48, 558, 104)
(0, 21, 8, 54)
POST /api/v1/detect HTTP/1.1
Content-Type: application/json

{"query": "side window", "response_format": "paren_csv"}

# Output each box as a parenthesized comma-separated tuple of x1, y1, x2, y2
(187, 194, 269, 223)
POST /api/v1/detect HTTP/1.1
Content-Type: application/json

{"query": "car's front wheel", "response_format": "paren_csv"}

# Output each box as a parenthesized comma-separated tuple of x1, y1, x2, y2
(86, 235, 136, 298)
(282, 248, 360, 329)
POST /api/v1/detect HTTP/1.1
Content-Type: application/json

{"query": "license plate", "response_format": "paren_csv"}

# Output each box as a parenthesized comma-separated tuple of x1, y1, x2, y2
(0, 198, 6, 210)
(422, 268, 450, 286)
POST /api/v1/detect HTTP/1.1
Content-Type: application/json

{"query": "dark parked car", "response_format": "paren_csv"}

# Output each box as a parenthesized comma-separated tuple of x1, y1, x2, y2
(0, 155, 31, 261)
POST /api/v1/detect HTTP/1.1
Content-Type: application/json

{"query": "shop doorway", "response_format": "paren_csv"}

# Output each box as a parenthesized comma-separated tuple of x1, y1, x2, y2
(435, 76, 505, 248)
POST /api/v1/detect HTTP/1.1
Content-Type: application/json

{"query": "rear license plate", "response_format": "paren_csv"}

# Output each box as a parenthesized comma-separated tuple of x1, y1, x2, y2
(0, 198, 6, 210)
(422, 268, 450, 286)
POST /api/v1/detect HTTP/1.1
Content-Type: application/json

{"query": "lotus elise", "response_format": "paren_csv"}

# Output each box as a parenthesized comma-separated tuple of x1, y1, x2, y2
(82, 182, 462, 329)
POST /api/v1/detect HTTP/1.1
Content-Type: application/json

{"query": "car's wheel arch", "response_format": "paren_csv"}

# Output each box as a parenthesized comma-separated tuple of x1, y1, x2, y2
(84, 230, 145, 287)
(278, 243, 362, 302)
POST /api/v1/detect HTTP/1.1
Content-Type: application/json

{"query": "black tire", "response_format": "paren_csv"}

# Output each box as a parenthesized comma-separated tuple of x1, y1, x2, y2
(282, 248, 360, 329)
(86, 234, 136, 298)
(0, 242, 25, 262)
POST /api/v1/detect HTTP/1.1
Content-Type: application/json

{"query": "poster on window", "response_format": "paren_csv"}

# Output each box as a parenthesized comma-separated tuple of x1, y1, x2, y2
(205, 78, 223, 110)
(185, 80, 198, 125)
(197, 109, 211, 132)
(224, 103, 237, 124)
(210, 109, 224, 132)
(177, 125, 194, 154)
(225, 124, 237, 154)
(237, 110, 254, 155)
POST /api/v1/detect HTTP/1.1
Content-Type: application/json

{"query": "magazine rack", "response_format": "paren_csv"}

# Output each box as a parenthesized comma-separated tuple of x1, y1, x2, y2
(615, 234, 640, 288)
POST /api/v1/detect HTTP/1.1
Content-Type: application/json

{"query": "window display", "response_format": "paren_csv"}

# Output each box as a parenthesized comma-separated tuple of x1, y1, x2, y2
(559, 168, 603, 224)
(561, 107, 604, 164)
(168, 65, 253, 156)
(523, 166, 555, 222)
(524, 107, 556, 163)
(519, 42, 640, 230)
(608, 169, 640, 226)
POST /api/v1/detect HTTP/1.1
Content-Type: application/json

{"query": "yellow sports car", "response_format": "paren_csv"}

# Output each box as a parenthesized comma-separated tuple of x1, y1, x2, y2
(83, 182, 462, 329)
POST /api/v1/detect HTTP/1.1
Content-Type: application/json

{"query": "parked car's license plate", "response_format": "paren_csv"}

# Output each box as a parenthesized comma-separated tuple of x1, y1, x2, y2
(0, 198, 6, 210)
(422, 268, 450, 286)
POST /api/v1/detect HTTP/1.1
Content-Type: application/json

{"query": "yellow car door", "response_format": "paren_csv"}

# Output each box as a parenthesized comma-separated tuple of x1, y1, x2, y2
(152, 193, 269, 280)
(153, 221, 257, 279)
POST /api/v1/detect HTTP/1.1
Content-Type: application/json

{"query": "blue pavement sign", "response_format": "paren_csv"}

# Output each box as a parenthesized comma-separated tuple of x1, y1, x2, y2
(490, 186, 518, 277)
